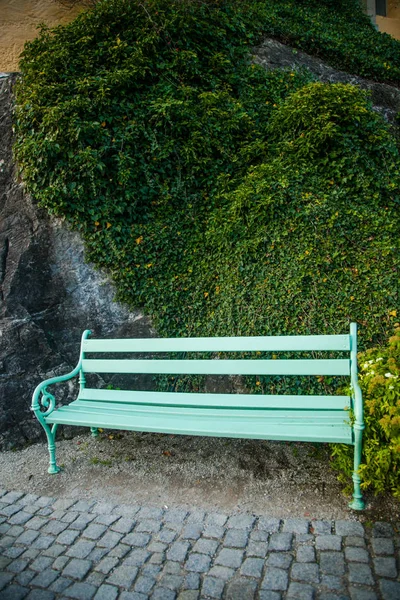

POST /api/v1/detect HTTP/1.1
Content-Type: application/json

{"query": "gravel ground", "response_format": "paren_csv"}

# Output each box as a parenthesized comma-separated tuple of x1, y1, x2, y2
(1, 431, 399, 522)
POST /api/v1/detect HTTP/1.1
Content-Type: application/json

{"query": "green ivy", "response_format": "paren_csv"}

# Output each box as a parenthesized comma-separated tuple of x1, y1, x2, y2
(253, 0, 400, 83)
(196, 83, 400, 342)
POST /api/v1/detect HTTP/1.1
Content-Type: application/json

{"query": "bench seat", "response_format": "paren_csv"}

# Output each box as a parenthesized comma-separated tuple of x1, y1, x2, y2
(46, 391, 353, 444)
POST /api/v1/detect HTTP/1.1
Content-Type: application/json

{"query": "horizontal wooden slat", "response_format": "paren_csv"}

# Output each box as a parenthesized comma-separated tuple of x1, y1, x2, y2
(82, 358, 350, 376)
(82, 334, 350, 353)
(69, 402, 349, 423)
(47, 405, 353, 444)
(59, 400, 350, 428)
(78, 389, 351, 411)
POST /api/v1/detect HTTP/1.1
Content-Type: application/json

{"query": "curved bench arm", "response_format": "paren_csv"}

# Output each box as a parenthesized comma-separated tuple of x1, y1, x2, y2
(31, 330, 92, 425)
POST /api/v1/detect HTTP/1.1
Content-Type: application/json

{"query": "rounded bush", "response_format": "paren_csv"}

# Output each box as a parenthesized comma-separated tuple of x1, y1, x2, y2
(267, 83, 394, 161)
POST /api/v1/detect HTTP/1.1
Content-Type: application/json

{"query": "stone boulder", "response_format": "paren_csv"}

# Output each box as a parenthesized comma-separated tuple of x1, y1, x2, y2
(253, 38, 400, 123)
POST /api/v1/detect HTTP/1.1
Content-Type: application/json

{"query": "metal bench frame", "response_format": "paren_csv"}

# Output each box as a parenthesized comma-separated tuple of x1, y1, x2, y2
(32, 323, 365, 510)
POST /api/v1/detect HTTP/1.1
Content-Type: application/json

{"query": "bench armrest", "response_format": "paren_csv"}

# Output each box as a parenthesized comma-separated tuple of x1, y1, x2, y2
(350, 323, 364, 431)
(31, 330, 92, 421)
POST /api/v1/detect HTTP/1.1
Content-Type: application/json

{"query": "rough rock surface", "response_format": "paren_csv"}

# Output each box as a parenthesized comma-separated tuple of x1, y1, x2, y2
(0, 74, 153, 450)
(253, 38, 400, 123)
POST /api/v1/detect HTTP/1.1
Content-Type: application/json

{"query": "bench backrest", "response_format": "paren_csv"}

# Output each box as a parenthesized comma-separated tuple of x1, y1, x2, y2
(77, 323, 363, 431)
(81, 333, 352, 376)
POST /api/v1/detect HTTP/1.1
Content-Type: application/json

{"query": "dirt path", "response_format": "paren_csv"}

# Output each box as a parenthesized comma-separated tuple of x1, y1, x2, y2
(0, 0, 82, 72)
(1, 431, 399, 522)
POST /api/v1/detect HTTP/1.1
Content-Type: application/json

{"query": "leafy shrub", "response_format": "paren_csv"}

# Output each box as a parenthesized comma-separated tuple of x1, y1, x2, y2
(194, 83, 399, 343)
(267, 83, 394, 161)
(14, 0, 400, 346)
(331, 328, 400, 497)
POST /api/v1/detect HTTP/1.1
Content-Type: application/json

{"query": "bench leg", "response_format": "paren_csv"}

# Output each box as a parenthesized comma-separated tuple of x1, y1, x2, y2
(349, 427, 365, 510)
(46, 424, 60, 475)
(90, 427, 99, 437)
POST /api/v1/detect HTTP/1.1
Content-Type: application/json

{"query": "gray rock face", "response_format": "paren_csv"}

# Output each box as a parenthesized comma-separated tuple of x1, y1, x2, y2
(253, 38, 400, 123)
(0, 75, 153, 450)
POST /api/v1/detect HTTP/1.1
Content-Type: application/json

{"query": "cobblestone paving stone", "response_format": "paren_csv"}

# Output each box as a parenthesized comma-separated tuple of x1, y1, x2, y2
(0, 490, 399, 599)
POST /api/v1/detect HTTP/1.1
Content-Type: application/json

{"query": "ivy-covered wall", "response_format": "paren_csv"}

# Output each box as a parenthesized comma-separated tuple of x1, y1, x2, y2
(7, 0, 400, 493)
(13, 0, 400, 346)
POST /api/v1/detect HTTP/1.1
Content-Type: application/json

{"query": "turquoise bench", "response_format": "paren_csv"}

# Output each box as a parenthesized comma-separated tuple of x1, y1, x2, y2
(32, 323, 365, 510)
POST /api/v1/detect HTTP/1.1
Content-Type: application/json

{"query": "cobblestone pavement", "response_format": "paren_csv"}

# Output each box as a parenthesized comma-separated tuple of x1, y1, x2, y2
(0, 490, 399, 600)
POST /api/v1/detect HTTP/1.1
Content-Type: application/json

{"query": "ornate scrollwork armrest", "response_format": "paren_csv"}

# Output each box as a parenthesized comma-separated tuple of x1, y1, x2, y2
(31, 372, 78, 423)
(31, 330, 92, 422)
(38, 386, 56, 417)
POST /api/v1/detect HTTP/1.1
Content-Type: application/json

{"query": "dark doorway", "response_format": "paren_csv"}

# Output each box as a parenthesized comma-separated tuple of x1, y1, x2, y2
(376, 0, 387, 16)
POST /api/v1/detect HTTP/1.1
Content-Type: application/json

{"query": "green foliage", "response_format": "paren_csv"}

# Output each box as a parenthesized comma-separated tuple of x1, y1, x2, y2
(252, 0, 400, 83)
(331, 328, 400, 497)
(14, 0, 400, 346)
(198, 83, 399, 342)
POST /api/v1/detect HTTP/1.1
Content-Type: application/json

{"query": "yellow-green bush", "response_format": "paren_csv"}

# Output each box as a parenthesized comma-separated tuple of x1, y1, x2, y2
(331, 328, 400, 497)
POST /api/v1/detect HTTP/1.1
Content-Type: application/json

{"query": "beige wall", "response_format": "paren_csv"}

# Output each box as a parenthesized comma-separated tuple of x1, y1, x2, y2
(388, 0, 400, 17)
(377, 16, 400, 38)
(0, 1, 82, 72)
(375, 1, 400, 39)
